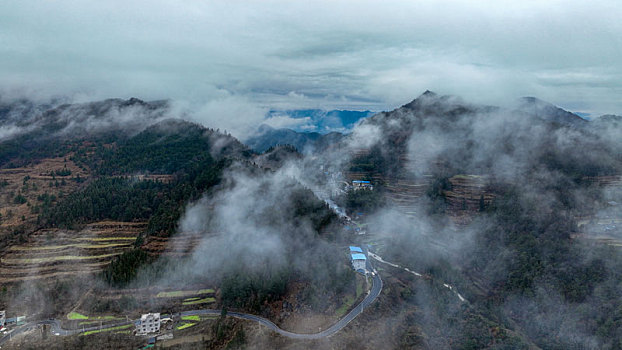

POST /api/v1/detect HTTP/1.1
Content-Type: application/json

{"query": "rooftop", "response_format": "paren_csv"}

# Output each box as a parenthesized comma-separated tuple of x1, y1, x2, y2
(351, 253, 367, 260)
(141, 313, 160, 321)
(349, 246, 363, 253)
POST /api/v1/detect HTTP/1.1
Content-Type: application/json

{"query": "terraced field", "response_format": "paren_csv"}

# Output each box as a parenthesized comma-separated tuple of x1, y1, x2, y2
(0, 221, 144, 283)
(142, 231, 214, 257)
(384, 177, 431, 219)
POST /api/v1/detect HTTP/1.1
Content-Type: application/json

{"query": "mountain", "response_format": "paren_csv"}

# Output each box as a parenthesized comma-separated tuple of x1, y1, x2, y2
(347, 90, 617, 177)
(0, 97, 170, 143)
(593, 114, 622, 127)
(515, 96, 588, 126)
(244, 124, 344, 153)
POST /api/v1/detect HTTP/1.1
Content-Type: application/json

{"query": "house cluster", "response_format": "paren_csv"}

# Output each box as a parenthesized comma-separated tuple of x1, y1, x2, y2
(352, 180, 373, 191)
(349, 246, 367, 273)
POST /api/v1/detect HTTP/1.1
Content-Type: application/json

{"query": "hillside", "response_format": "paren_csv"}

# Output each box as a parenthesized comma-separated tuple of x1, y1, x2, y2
(1, 93, 621, 350)
(333, 91, 622, 349)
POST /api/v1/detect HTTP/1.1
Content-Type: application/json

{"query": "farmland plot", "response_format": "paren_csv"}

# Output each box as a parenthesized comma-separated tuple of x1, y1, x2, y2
(0, 221, 144, 283)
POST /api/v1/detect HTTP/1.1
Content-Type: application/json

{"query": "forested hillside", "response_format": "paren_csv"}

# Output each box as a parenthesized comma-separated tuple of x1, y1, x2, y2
(341, 91, 622, 349)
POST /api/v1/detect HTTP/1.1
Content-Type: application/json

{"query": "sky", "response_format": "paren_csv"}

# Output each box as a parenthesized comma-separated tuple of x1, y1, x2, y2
(1, 0, 621, 118)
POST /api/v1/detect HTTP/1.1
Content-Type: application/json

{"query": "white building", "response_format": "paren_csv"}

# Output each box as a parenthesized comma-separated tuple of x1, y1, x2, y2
(0, 310, 5, 329)
(136, 313, 161, 335)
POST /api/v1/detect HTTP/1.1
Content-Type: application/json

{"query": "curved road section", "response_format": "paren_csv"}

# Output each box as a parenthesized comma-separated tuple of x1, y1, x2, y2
(1, 270, 382, 345)
(182, 272, 382, 340)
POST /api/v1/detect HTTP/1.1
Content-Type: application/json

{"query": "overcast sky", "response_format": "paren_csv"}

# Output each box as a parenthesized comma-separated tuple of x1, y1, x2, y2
(1, 0, 621, 118)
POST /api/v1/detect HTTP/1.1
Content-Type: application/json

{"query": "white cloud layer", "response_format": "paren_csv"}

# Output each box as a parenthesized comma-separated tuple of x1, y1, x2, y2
(1, 0, 621, 115)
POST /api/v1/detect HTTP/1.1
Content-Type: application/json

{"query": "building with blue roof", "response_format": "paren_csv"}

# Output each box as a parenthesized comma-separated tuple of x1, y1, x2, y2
(352, 180, 373, 191)
(349, 246, 363, 253)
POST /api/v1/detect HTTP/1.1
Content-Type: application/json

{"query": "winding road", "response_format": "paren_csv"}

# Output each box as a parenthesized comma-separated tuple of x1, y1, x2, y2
(0, 270, 382, 346)
(368, 251, 467, 303)
(181, 272, 382, 340)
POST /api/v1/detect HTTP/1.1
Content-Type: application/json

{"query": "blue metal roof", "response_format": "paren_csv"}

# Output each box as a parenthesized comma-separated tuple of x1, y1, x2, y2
(349, 246, 363, 253)
(351, 253, 367, 260)
(352, 180, 371, 184)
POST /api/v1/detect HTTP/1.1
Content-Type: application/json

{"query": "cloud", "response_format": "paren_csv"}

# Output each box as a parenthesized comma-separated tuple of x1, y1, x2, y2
(1, 1, 621, 114)
(175, 95, 268, 139)
(263, 114, 313, 130)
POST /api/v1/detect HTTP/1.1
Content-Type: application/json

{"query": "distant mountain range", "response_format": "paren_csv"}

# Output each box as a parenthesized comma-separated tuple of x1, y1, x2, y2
(247, 91, 617, 154)
(244, 124, 344, 153)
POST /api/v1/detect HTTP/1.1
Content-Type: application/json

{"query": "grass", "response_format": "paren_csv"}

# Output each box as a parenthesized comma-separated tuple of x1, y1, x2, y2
(335, 295, 356, 317)
(183, 297, 200, 301)
(336, 276, 365, 317)
(453, 174, 483, 179)
(95, 316, 121, 320)
(156, 289, 215, 298)
(11, 243, 131, 251)
(78, 316, 122, 325)
(356, 279, 364, 297)
(176, 322, 196, 330)
(181, 315, 200, 321)
(68, 312, 121, 321)
(2, 252, 122, 264)
(68, 312, 89, 320)
(82, 324, 133, 336)
(182, 297, 215, 305)
(75, 237, 136, 241)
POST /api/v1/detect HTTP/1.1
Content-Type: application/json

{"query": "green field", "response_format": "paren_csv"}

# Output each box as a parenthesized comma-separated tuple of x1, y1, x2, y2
(68, 312, 122, 321)
(181, 315, 200, 321)
(83, 324, 133, 336)
(182, 297, 215, 305)
(11, 243, 131, 251)
(68, 312, 89, 320)
(176, 322, 196, 330)
(75, 237, 137, 241)
(3, 252, 122, 264)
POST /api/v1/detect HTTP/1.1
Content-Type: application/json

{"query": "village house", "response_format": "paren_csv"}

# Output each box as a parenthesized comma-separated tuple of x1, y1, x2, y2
(136, 313, 161, 335)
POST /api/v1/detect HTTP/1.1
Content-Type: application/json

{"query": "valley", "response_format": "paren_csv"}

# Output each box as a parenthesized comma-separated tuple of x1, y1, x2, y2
(0, 93, 621, 349)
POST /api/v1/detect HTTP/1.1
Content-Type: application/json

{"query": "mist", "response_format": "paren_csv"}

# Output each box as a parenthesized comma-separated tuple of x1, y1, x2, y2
(325, 91, 622, 348)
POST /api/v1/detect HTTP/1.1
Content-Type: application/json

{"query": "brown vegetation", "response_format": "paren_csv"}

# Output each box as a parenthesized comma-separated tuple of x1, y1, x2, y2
(0, 221, 143, 283)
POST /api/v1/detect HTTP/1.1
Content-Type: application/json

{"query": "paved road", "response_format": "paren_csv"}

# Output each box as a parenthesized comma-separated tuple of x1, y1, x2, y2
(0, 268, 382, 345)
(0, 318, 138, 346)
